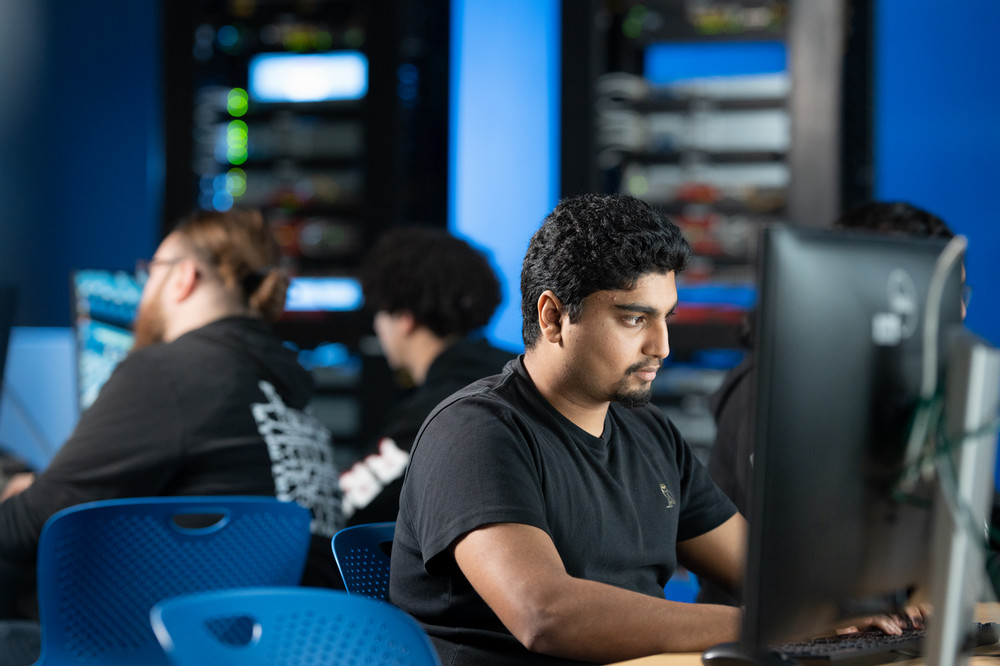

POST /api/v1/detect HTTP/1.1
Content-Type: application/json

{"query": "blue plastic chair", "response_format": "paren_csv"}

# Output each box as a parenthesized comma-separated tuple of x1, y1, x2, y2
(331, 521, 395, 599)
(150, 586, 441, 666)
(663, 568, 700, 603)
(33, 496, 312, 665)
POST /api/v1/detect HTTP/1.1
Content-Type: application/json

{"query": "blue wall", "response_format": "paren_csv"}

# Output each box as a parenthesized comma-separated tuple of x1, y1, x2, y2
(0, 0, 161, 327)
(0, 1, 161, 465)
(448, 0, 561, 352)
(874, 0, 1000, 348)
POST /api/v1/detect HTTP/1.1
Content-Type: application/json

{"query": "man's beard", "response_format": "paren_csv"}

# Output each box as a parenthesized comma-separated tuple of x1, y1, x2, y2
(612, 383, 653, 408)
(131, 288, 166, 351)
(610, 361, 657, 408)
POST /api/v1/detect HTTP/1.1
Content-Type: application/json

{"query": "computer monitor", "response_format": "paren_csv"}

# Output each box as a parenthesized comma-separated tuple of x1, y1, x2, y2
(71, 270, 141, 411)
(737, 225, 994, 657)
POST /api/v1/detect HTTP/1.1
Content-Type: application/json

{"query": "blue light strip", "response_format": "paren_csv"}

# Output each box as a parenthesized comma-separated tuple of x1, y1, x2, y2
(643, 41, 786, 84)
(449, 0, 561, 352)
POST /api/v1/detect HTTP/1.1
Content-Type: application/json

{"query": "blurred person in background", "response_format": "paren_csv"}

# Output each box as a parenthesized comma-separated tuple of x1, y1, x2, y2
(340, 227, 514, 526)
(0, 208, 343, 665)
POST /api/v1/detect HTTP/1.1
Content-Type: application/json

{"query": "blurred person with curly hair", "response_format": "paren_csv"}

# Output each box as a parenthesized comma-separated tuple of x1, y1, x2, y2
(340, 227, 514, 526)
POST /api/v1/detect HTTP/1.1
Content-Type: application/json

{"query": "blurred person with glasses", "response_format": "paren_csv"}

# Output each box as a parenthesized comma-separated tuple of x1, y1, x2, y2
(0, 209, 343, 665)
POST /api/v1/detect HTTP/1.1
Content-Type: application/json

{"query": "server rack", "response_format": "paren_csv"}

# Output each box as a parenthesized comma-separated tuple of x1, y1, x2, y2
(162, 0, 450, 463)
(562, 0, 851, 459)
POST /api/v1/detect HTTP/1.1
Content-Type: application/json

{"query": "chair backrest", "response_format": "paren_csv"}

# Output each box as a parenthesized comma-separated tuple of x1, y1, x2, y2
(150, 586, 441, 666)
(331, 521, 395, 599)
(34, 496, 311, 665)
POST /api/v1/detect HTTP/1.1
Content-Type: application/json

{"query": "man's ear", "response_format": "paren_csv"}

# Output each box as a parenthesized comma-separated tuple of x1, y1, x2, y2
(394, 310, 418, 336)
(537, 290, 565, 343)
(168, 258, 201, 303)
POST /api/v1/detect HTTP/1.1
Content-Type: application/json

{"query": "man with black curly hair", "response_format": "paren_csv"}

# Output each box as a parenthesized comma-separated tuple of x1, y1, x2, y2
(340, 227, 514, 526)
(390, 195, 747, 665)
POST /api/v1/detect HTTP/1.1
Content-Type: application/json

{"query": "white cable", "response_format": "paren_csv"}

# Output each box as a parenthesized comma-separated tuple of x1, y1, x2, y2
(920, 235, 967, 400)
(899, 235, 967, 485)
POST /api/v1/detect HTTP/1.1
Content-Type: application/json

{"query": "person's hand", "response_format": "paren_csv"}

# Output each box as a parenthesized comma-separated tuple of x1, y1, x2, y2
(0, 472, 35, 501)
(836, 603, 932, 635)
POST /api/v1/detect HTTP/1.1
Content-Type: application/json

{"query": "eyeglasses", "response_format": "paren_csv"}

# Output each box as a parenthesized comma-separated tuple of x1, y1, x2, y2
(135, 257, 184, 282)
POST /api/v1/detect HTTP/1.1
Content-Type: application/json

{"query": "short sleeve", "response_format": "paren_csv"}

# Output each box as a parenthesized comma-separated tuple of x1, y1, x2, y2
(401, 393, 547, 575)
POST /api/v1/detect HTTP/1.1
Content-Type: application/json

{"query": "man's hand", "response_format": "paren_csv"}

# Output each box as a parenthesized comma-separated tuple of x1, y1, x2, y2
(836, 604, 932, 635)
(0, 472, 35, 501)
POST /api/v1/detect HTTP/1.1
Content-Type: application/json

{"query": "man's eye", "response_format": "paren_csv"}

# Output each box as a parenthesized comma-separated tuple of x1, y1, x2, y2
(624, 316, 644, 326)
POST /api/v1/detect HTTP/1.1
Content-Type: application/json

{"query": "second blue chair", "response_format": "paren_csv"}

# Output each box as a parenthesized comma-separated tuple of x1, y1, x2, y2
(332, 521, 395, 600)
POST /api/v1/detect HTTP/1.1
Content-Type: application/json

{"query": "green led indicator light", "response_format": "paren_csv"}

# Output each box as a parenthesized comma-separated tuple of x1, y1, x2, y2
(227, 120, 248, 164)
(627, 174, 649, 197)
(227, 88, 249, 117)
(227, 148, 248, 165)
(226, 168, 247, 197)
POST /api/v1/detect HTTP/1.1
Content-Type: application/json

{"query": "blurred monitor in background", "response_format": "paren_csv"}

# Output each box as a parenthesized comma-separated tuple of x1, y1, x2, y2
(71, 270, 140, 412)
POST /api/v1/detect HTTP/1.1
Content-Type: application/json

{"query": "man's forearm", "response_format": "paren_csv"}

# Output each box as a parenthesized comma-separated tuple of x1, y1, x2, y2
(508, 574, 741, 662)
(456, 522, 743, 662)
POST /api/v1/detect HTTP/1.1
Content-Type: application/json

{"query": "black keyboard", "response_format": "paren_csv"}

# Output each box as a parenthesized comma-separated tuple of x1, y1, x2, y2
(771, 622, 1000, 664)
(702, 622, 1000, 665)
(771, 628, 924, 663)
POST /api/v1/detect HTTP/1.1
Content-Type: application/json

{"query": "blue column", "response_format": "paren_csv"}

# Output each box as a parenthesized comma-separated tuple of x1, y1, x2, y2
(874, 0, 1000, 349)
(448, 0, 561, 351)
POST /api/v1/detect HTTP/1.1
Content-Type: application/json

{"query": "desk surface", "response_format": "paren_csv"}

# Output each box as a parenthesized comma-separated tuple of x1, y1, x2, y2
(608, 603, 1000, 666)
(610, 653, 1000, 666)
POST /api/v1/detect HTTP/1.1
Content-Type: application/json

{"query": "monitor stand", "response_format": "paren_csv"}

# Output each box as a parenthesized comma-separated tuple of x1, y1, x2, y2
(701, 641, 799, 665)
(925, 330, 1000, 666)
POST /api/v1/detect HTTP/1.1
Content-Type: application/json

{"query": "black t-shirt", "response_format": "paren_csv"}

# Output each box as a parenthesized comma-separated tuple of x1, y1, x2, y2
(390, 357, 737, 666)
(0, 316, 343, 588)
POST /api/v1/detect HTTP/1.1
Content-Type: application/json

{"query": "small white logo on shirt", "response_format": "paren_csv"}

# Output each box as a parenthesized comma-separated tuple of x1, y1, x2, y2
(660, 483, 676, 509)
